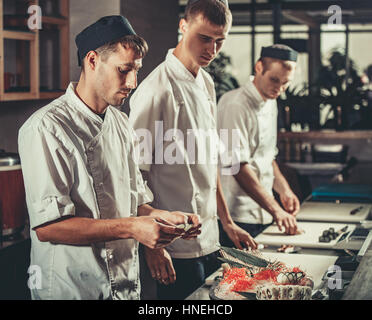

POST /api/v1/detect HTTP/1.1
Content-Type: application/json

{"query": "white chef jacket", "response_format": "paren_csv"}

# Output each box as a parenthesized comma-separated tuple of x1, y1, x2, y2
(129, 49, 220, 259)
(18, 82, 153, 300)
(217, 78, 278, 225)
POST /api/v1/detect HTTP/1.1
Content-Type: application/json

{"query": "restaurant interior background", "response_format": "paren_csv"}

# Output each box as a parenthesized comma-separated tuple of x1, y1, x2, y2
(1, 0, 372, 300)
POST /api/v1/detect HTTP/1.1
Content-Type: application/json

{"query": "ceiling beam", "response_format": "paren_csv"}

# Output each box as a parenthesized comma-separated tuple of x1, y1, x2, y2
(179, 1, 372, 13)
(282, 10, 319, 28)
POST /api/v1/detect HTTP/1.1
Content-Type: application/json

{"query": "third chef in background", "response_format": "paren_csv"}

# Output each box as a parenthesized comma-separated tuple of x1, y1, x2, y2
(218, 44, 301, 247)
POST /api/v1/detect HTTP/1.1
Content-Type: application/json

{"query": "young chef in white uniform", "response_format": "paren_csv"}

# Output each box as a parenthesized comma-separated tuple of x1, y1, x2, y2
(217, 45, 301, 247)
(18, 16, 200, 300)
(129, 0, 257, 300)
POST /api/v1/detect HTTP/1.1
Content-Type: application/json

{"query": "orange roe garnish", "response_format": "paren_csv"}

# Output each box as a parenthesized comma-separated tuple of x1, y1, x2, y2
(232, 278, 255, 292)
(221, 268, 249, 285)
(253, 269, 278, 282)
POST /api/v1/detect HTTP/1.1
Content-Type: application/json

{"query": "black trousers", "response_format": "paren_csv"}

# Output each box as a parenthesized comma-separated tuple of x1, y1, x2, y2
(157, 251, 221, 300)
(218, 220, 271, 248)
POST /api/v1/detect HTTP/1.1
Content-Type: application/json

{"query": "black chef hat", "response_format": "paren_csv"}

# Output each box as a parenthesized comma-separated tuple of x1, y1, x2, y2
(75, 15, 137, 67)
(187, 0, 229, 8)
(260, 45, 298, 62)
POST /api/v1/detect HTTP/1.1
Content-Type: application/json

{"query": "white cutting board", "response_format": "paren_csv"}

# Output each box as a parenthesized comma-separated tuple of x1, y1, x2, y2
(261, 252, 338, 290)
(297, 201, 371, 223)
(255, 222, 355, 249)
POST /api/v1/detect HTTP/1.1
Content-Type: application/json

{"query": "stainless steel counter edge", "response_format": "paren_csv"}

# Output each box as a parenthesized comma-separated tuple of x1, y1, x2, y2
(342, 236, 372, 300)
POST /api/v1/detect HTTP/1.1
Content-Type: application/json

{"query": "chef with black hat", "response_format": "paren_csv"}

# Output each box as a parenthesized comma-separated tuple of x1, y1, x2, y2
(217, 44, 300, 245)
(18, 15, 200, 300)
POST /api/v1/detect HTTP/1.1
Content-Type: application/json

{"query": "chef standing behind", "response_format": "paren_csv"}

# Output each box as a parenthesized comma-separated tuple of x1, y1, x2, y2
(218, 45, 300, 247)
(130, 0, 257, 300)
(18, 16, 199, 300)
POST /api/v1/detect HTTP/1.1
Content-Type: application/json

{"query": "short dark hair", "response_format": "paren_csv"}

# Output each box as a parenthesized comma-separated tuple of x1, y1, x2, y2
(82, 34, 148, 70)
(185, 0, 232, 27)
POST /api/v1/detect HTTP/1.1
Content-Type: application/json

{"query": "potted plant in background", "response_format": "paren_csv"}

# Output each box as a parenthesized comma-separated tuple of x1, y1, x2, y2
(204, 52, 240, 102)
(313, 48, 369, 130)
(278, 48, 370, 131)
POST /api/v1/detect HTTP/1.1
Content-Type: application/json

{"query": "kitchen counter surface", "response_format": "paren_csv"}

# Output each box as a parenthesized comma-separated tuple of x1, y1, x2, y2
(342, 239, 372, 300)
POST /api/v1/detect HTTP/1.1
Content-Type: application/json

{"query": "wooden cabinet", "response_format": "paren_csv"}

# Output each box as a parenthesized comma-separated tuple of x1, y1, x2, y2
(0, 0, 69, 101)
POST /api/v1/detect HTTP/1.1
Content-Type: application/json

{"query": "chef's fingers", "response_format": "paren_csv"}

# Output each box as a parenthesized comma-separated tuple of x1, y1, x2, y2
(286, 198, 294, 213)
(182, 229, 201, 240)
(233, 237, 243, 250)
(149, 265, 157, 279)
(286, 218, 297, 235)
(159, 263, 170, 285)
(156, 217, 176, 227)
(166, 261, 177, 284)
(158, 222, 186, 237)
(292, 199, 300, 216)
(245, 237, 258, 250)
(282, 219, 291, 234)
(186, 214, 201, 227)
(185, 224, 202, 234)
(291, 220, 298, 235)
(276, 220, 283, 232)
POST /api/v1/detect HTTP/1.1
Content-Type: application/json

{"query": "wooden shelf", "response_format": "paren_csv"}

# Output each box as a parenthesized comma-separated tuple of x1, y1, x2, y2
(278, 130, 372, 141)
(2, 91, 38, 101)
(2, 29, 36, 40)
(0, 0, 69, 102)
(42, 16, 68, 26)
(39, 91, 64, 100)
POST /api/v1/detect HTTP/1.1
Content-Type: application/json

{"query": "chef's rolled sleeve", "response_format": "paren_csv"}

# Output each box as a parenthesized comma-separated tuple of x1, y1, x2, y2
(19, 123, 75, 229)
(30, 195, 75, 229)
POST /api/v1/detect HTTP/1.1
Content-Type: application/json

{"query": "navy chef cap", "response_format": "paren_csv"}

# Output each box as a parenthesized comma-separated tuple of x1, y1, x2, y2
(260, 45, 298, 62)
(75, 15, 136, 66)
(187, 0, 229, 8)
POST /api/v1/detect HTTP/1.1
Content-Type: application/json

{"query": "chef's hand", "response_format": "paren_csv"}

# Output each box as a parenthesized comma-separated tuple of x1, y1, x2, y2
(223, 222, 258, 250)
(279, 189, 300, 216)
(272, 209, 298, 235)
(153, 211, 202, 240)
(144, 247, 176, 285)
(131, 216, 185, 249)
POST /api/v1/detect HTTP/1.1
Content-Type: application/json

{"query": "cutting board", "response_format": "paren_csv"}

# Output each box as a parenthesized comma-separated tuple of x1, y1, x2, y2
(297, 201, 371, 223)
(255, 222, 355, 249)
